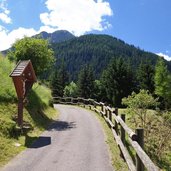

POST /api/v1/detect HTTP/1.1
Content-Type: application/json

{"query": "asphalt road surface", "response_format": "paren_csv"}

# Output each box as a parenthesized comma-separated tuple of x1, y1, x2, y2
(1, 104, 114, 171)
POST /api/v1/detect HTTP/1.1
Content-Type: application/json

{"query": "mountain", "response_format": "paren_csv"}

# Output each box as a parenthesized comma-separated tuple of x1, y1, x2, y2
(1, 30, 75, 55)
(33, 30, 75, 43)
(51, 34, 171, 80)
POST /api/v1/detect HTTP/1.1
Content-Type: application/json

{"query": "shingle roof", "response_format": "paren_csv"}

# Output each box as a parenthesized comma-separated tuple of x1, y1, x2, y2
(10, 60, 30, 77)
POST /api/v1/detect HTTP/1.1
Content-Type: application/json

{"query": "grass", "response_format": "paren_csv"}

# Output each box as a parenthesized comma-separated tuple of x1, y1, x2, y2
(0, 55, 58, 167)
(119, 108, 171, 171)
(88, 105, 171, 170)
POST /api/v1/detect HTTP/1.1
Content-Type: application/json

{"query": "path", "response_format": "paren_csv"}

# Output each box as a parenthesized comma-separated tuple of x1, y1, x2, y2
(1, 104, 113, 171)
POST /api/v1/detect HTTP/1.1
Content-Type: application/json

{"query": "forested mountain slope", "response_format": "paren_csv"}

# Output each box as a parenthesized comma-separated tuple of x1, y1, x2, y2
(51, 34, 171, 80)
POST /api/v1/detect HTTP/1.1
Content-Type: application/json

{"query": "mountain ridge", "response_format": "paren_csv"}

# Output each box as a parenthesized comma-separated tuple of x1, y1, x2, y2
(33, 30, 75, 43)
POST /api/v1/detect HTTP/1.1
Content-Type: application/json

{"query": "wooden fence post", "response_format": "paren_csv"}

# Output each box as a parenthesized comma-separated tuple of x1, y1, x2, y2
(121, 114, 125, 146)
(115, 108, 118, 134)
(109, 109, 112, 121)
(136, 128, 144, 171)
(101, 104, 104, 113)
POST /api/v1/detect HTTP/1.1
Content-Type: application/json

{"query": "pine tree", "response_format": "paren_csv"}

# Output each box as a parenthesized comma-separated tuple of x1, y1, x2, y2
(154, 58, 171, 108)
(137, 61, 155, 93)
(102, 58, 135, 106)
(77, 65, 95, 98)
(50, 69, 63, 97)
(50, 62, 69, 97)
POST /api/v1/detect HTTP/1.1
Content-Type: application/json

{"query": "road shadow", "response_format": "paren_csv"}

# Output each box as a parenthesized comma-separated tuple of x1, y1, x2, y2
(48, 120, 77, 131)
(25, 136, 51, 148)
(25, 120, 76, 148)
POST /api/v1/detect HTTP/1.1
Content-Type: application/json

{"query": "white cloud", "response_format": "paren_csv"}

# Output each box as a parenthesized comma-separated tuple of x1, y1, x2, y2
(0, 13, 11, 24)
(40, 0, 113, 36)
(0, 0, 12, 24)
(0, 27, 37, 51)
(157, 53, 171, 61)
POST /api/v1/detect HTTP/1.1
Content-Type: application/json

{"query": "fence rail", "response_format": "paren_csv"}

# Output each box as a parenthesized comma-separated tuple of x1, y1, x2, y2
(53, 97, 159, 171)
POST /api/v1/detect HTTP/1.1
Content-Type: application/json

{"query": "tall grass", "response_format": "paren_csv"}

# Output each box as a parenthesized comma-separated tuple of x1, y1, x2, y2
(0, 54, 16, 102)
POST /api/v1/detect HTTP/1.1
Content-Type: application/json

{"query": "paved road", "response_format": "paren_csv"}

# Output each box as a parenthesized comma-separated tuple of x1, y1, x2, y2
(1, 105, 113, 171)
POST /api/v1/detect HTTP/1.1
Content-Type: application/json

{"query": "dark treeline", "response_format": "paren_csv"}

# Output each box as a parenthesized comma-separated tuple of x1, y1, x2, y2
(51, 56, 171, 109)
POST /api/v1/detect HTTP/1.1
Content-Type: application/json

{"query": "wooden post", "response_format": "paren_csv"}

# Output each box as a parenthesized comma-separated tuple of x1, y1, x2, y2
(18, 98, 23, 127)
(105, 108, 108, 117)
(121, 114, 126, 145)
(109, 109, 112, 121)
(136, 128, 144, 171)
(94, 101, 96, 109)
(115, 108, 118, 134)
(101, 104, 104, 113)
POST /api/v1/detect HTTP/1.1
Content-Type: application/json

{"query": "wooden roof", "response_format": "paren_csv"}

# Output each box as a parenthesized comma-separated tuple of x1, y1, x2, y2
(10, 60, 37, 82)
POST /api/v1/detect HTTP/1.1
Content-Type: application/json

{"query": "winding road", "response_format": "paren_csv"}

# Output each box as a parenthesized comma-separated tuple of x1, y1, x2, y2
(1, 104, 114, 171)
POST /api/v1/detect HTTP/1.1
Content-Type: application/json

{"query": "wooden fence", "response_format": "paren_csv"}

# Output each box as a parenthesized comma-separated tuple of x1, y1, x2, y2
(53, 97, 159, 171)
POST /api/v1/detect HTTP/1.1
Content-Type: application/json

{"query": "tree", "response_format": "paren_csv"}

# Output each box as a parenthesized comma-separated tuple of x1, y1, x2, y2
(8, 37, 55, 77)
(77, 65, 95, 98)
(50, 69, 63, 97)
(50, 63, 69, 97)
(122, 89, 159, 128)
(64, 81, 78, 97)
(154, 58, 171, 108)
(93, 80, 106, 102)
(137, 61, 155, 93)
(102, 58, 135, 107)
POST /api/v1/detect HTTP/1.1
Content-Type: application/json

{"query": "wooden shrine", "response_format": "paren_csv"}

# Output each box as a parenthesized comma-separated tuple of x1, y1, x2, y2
(10, 60, 37, 127)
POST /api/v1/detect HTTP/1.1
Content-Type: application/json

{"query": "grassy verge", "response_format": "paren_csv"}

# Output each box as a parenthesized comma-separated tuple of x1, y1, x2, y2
(0, 86, 58, 167)
(0, 54, 58, 167)
(119, 108, 171, 171)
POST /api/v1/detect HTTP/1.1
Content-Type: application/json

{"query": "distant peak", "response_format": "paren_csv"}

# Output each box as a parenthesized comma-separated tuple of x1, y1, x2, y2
(33, 30, 75, 44)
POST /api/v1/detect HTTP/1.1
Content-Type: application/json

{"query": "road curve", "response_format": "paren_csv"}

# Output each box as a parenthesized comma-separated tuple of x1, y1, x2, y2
(1, 104, 114, 171)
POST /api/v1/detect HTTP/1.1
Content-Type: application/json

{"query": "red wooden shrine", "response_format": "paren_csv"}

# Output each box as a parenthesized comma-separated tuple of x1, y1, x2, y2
(10, 60, 37, 127)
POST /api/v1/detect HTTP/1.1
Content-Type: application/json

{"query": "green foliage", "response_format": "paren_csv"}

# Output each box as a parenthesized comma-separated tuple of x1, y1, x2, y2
(102, 58, 135, 106)
(50, 62, 69, 97)
(93, 80, 106, 102)
(0, 54, 16, 102)
(64, 81, 78, 97)
(77, 65, 95, 98)
(137, 61, 155, 93)
(7, 37, 55, 77)
(122, 89, 159, 128)
(154, 58, 171, 108)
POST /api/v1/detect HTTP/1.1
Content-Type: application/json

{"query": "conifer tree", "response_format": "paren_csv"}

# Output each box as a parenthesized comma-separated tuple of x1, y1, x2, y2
(50, 61, 69, 97)
(137, 61, 155, 93)
(154, 58, 171, 108)
(77, 65, 95, 98)
(102, 58, 135, 106)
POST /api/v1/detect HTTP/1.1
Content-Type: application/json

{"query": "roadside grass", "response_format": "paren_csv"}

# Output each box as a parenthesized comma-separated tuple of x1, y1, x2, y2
(0, 54, 58, 167)
(0, 90, 58, 167)
(119, 108, 171, 171)
(88, 105, 171, 170)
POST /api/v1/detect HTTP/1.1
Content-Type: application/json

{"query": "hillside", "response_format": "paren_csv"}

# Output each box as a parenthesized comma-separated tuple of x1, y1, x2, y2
(51, 34, 171, 80)
(0, 54, 57, 166)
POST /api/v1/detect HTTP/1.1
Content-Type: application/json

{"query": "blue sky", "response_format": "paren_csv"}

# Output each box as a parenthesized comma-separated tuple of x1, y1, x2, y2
(0, 0, 171, 60)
